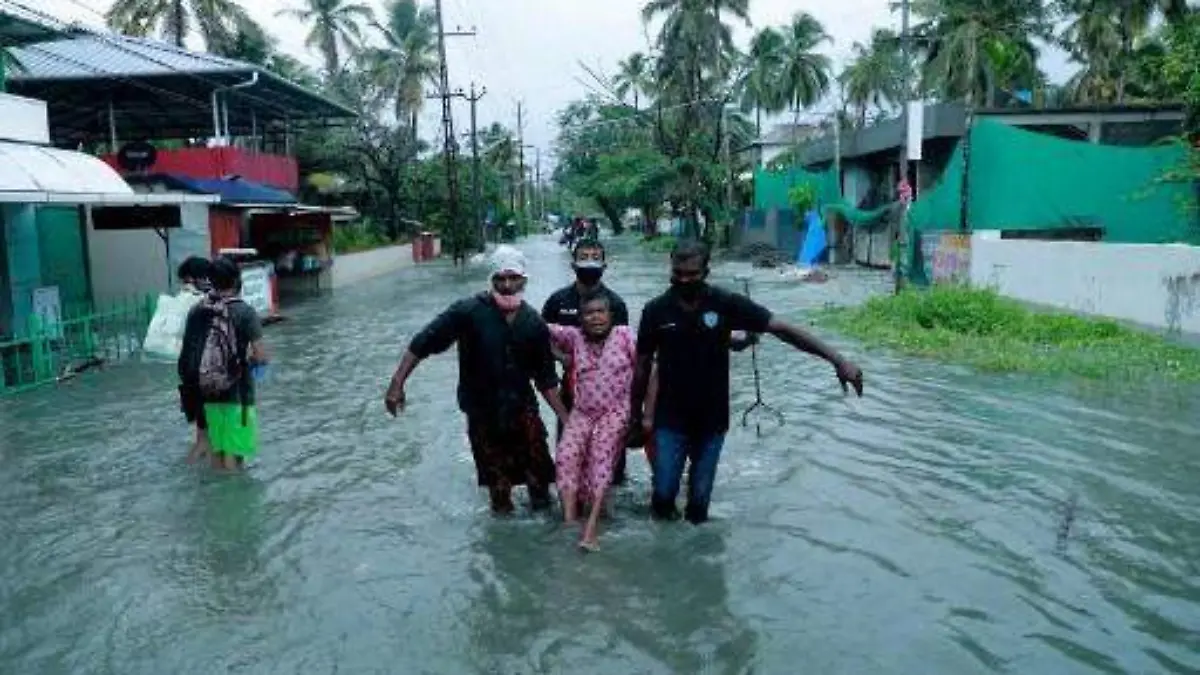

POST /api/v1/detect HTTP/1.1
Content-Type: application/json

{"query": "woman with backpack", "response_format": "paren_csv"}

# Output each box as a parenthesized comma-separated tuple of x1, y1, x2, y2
(179, 257, 269, 472)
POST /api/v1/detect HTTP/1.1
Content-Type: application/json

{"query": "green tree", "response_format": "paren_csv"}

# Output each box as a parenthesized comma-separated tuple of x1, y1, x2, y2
(276, 0, 374, 77)
(613, 52, 655, 111)
(839, 29, 903, 127)
(363, 0, 438, 138)
(738, 27, 787, 135)
(106, 0, 250, 49)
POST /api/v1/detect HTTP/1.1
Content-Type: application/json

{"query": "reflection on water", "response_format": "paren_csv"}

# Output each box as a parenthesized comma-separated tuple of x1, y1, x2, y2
(1, 235, 1198, 674)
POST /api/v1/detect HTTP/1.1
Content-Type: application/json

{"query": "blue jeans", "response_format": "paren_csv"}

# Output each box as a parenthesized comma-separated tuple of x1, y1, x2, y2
(651, 428, 726, 524)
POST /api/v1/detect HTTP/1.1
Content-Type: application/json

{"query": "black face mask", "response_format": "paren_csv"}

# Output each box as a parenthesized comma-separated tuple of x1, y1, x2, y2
(671, 279, 705, 302)
(574, 266, 603, 286)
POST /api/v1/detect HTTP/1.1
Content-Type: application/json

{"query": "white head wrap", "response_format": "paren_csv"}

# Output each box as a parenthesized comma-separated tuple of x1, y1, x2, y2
(489, 245, 528, 279)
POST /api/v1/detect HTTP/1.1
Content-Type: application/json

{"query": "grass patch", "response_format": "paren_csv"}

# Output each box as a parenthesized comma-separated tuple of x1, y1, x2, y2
(639, 235, 678, 254)
(814, 286, 1200, 382)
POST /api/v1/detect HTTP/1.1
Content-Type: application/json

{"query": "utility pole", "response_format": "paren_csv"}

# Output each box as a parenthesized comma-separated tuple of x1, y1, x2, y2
(458, 83, 487, 251)
(894, 0, 914, 293)
(723, 103, 733, 246)
(516, 101, 526, 224)
(534, 147, 542, 222)
(428, 0, 475, 265)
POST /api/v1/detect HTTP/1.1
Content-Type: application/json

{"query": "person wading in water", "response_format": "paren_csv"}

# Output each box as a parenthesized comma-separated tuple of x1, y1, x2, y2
(385, 245, 570, 515)
(630, 239, 865, 524)
(542, 239, 631, 487)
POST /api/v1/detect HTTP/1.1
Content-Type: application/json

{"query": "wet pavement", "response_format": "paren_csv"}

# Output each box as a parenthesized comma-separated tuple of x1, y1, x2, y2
(1, 235, 1198, 674)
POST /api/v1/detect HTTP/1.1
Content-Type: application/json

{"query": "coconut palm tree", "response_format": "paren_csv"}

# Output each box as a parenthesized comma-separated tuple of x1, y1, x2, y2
(106, 0, 249, 49)
(839, 29, 903, 126)
(914, 0, 1047, 107)
(613, 52, 655, 110)
(276, 0, 374, 77)
(363, 0, 438, 136)
(738, 27, 787, 135)
(643, 0, 749, 103)
(777, 11, 832, 148)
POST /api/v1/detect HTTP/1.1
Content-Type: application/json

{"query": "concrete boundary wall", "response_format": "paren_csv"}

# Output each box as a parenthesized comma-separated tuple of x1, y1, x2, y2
(331, 240, 440, 288)
(969, 231, 1200, 334)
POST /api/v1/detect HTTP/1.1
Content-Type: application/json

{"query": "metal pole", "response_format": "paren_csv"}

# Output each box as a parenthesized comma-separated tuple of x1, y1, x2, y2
(535, 147, 542, 222)
(433, 0, 463, 263)
(211, 90, 221, 140)
(895, 0, 912, 294)
(107, 99, 118, 152)
(517, 101, 526, 223)
(468, 83, 487, 250)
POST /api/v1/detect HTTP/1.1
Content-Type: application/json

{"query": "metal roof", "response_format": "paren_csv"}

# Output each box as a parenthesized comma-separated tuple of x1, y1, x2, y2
(0, 140, 215, 204)
(0, 6, 67, 47)
(7, 34, 354, 144)
(790, 102, 1187, 166)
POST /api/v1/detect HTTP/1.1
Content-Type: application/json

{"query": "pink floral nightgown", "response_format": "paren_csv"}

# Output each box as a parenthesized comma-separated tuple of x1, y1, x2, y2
(548, 324, 636, 501)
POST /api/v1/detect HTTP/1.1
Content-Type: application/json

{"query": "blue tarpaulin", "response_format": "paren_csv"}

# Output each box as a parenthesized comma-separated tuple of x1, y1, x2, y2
(135, 174, 297, 205)
(798, 209, 827, 265)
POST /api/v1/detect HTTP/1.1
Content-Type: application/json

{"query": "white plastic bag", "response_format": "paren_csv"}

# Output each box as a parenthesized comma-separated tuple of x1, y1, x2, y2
(142, 291, 203, 359)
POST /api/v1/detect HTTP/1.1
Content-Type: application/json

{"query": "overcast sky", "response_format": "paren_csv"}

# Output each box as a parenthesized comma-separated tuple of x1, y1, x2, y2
(44, 0, 1073, 169)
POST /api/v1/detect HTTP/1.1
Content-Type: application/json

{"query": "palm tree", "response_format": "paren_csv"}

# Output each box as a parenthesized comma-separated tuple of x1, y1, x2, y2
(839, 29, 903, 126)
(1058, 0, 1187, 103)
(106, 0, 249, 49)
(363, 0, 438, 136)
(778, 12, 832, 152)
(276, 0, 374, 77)
(914, 0, 1047, 107)
(738, 27, 787, 135)
(613, 52, 655, 110)
(643, 0, 749, 104)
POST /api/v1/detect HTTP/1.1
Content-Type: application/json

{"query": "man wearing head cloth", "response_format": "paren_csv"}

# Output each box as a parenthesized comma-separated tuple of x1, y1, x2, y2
(385, 245, 570, 514)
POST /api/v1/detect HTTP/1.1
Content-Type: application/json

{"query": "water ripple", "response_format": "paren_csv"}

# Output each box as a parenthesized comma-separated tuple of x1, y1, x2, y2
(0, 236, 1197, 673)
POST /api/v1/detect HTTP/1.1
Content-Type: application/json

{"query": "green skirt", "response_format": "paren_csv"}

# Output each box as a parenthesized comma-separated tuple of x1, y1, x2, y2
(203, 403, 259, 459)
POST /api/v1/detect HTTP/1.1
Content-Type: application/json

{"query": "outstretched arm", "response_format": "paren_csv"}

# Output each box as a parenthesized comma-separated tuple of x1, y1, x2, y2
(726, 291, 863, 396)
(766, 319, 863, 395)
(385, 300, 468, 415)
(533, 320, 570, 425)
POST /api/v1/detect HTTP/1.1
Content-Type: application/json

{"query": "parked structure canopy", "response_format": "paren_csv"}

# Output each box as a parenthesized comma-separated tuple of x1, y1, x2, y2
(0, 140, 215, 205)
(8, 34, 355, 145)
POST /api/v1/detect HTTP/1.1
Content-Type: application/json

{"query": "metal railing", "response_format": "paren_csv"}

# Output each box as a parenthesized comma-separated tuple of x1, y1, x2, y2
(0, 295, 157, 395)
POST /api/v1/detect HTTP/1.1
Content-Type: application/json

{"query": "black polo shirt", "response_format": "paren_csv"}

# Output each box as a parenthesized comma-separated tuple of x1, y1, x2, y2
(636, 285, 772, 435)
(541, 283, 629, 327)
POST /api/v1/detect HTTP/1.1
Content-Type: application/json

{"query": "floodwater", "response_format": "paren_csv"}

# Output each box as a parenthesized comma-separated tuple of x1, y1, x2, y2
(2, 236, 1199, 675)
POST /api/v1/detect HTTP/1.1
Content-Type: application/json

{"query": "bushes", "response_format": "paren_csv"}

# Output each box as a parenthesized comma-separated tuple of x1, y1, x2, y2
(332, 220, 392, 254)
(816, 286, 1200, 381)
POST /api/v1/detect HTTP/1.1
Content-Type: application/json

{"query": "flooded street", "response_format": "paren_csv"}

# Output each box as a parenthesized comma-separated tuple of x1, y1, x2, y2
(2, 235, 1199, 674)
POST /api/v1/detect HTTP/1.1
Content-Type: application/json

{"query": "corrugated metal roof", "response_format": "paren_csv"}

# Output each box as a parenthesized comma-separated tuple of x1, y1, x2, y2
(10, 35, 254, 81)
(0, 6, 67, 47)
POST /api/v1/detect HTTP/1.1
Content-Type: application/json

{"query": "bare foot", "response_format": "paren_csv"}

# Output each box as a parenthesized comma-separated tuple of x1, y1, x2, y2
(578, 538, 600, 553)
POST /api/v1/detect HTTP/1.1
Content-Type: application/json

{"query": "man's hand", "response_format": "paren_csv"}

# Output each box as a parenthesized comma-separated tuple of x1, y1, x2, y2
(835, 359, 864, 397)
(384, 380, 407, 416)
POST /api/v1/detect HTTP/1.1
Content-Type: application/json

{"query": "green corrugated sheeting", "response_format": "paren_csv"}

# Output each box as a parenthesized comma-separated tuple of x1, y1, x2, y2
(753, 165, 896, 228)
(908, 118, 1198, 243)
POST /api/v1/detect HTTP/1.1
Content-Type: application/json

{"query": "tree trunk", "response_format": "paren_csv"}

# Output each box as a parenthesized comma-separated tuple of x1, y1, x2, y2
(595, 197, 624, 236)
(172, 0, 185, 47)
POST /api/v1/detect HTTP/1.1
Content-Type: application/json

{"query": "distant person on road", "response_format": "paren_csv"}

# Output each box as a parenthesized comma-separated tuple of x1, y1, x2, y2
(176, 256, 212, 463)
(547, 292, 636, 551)
(385, 245, 570, 515)
(542, 239, 631, 486)
(179, 257, 269, 472)
(631, 240, 864, 524)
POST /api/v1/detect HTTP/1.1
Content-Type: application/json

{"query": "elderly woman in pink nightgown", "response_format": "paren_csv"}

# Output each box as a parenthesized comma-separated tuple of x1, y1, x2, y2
(547, 292, 637, 551)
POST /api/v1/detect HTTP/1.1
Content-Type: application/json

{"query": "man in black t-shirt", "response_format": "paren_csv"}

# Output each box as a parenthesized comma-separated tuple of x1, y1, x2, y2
(542, 239, 631, 484)
(631, 240, 864, 524)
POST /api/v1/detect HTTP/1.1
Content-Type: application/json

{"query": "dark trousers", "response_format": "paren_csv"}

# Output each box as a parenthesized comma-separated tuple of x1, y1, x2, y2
(650, 428, 726, 524)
